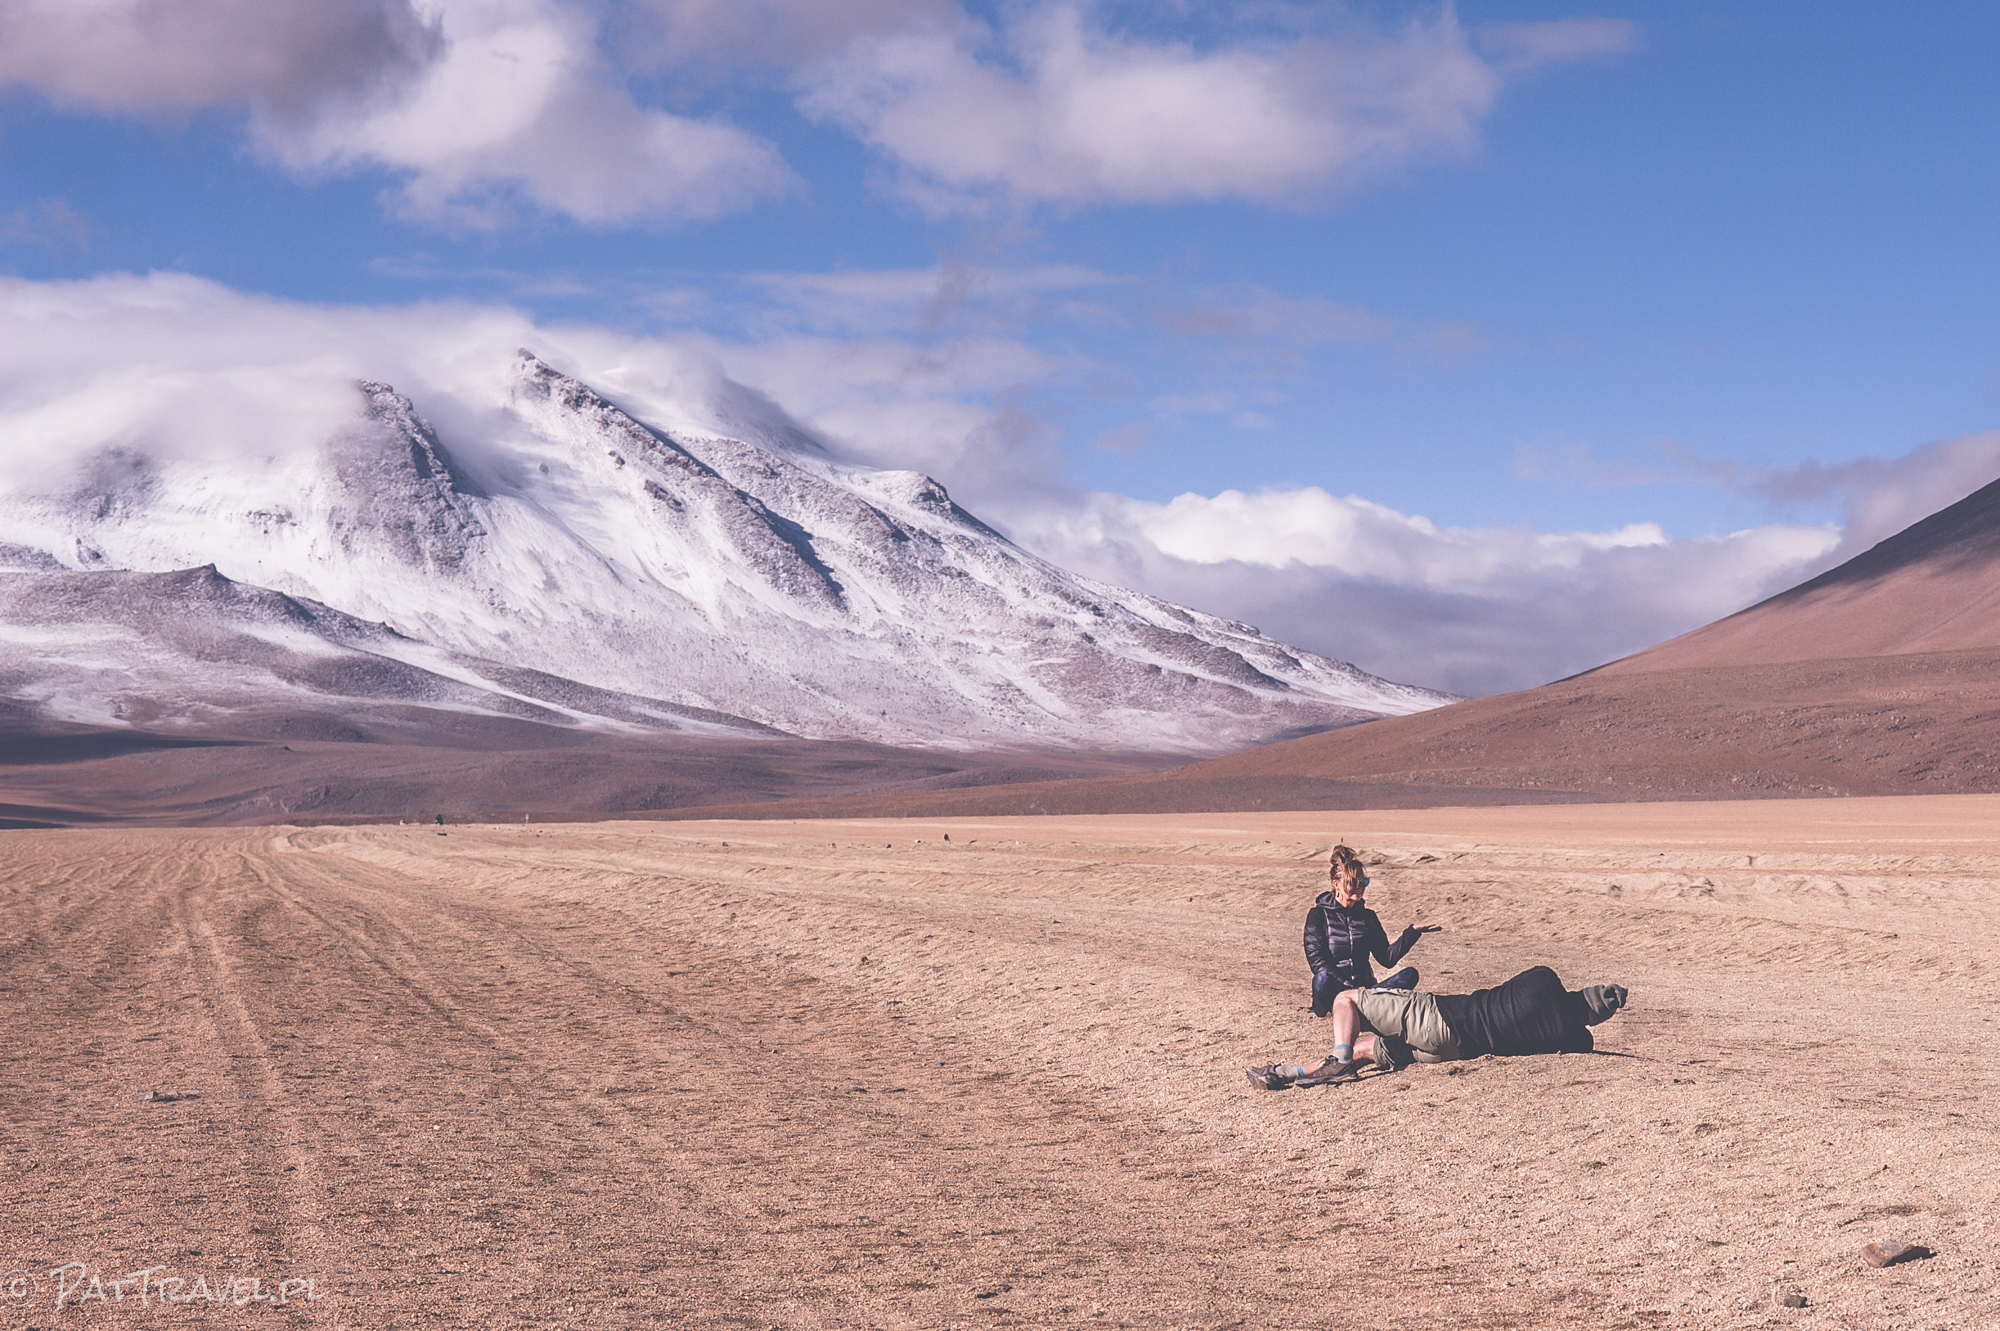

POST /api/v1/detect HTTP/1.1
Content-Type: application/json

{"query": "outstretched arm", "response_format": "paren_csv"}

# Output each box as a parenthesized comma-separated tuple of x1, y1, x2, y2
(1372, 918, 1417, 967)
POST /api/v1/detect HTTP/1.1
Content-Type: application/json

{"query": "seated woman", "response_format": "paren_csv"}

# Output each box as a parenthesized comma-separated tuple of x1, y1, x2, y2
(1246, 965, 1629, 1088)
(1304, 845, 1441, 1025)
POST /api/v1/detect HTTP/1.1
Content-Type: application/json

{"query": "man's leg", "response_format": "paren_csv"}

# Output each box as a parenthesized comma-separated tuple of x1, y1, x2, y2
(1250, 990, 1460, 1088)
(1289, 990, 1368, 1083)
(1327, 986, 1362, 1068)
(1351, 988, 1462, 1069)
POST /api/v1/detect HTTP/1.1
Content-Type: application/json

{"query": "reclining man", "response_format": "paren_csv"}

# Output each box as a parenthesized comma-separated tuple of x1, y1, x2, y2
(1246, 965, 1628, 1089)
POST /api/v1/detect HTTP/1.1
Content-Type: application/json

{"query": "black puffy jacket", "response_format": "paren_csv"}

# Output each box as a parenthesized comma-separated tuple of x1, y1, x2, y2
(1434, 965, 1596, 1058)
(1304, 894, 1421, 1015)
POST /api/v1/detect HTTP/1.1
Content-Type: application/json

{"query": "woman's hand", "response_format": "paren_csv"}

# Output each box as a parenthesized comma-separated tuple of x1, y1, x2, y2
(1409, 923, 1443, 934)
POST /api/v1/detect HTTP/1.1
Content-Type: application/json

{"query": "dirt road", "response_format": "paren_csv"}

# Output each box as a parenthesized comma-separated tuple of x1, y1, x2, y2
(4, 801, 1997, 1327)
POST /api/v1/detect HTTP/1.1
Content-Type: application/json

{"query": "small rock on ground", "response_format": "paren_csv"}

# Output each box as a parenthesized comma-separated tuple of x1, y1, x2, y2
(1861, 1239, 1932, 1268)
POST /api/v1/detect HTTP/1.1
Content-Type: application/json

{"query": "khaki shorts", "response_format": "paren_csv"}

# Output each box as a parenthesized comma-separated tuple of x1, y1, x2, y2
(1353, 988, 1463, 1066)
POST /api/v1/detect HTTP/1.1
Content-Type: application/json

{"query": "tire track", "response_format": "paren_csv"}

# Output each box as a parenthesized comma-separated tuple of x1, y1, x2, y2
(165, 836, 330, 1302)
(240, 833, 1223, 1328)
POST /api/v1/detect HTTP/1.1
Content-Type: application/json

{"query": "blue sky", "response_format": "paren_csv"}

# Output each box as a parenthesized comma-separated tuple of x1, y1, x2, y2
(2, 0, 1997, 694)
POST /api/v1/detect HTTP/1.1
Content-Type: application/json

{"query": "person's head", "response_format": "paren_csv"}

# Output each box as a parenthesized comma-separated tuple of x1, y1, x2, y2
(1329, 845, 1368, 907)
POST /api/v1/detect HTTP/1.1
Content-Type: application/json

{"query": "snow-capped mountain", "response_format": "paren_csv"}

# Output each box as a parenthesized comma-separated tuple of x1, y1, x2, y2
(0, 563, 780, 743)
(0, 351, 1454, 751)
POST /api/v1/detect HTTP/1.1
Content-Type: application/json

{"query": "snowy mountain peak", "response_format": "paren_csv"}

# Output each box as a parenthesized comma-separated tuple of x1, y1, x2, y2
(0, 355, 1457, 750)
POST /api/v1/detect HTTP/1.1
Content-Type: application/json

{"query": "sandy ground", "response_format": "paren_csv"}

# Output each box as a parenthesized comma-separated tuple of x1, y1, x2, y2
(3, 798, 1997, 1328)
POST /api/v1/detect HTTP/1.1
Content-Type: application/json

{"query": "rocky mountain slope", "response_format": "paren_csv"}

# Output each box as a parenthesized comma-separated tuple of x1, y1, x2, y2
(0, 563, 777, 745)
(0, 352, 1453, 753)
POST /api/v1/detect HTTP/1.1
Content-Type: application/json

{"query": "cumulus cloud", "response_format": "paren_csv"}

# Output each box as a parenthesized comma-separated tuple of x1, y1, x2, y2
(0, 274, 490, 486)
(998, 486, 1838, 694)
(1064, 535, 1829, 698)
(267, 0, 795, 226)
(1095, 486, 1676, 584)
(796, 4, 1627, 213)
(0, 270, 1943, 699)
(0, 0, 793, 227)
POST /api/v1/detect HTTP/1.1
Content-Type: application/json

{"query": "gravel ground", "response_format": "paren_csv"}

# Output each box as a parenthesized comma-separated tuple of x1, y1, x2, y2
(3, 798, 1995, 1328)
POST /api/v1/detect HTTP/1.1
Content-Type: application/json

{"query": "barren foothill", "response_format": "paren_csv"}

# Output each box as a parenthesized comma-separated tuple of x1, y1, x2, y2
(3, 799, 1996, 1327)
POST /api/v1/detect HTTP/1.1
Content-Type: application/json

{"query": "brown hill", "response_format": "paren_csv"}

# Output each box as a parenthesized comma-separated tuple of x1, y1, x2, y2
(660, 474, 2000, 819)
(1602, 472, 2000, 671)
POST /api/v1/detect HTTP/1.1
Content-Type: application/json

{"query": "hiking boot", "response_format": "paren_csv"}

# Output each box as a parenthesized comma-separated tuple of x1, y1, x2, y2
(1242, 1064, 1292, 1090)
(1373, 967, 1419, 991)
(1294, 1060, 1361, 1088)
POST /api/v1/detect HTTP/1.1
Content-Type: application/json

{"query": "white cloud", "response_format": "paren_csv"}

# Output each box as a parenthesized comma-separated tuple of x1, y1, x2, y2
(0, 0, 793, 227)
(265, 0, 796, 226)
(797, 4, 1627, 213)
(637, 262, 1479, 473)
(1102, 486, 1680, 583)
(0, 2, 1639, 228)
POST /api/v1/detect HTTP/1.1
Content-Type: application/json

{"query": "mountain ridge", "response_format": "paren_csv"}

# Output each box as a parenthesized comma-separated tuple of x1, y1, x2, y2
(0, 351, 1456, 755)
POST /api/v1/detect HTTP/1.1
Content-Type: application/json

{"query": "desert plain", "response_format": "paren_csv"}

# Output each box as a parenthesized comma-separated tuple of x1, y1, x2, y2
(3, 798, 1997, 1329)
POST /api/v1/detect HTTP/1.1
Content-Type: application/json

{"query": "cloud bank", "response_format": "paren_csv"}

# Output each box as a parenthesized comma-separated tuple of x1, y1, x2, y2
(4, 271, 1977, 698)
(0, 1, 1636, 226)
(1006, 490, 1837, 696)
